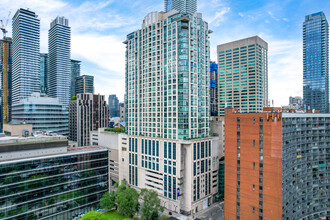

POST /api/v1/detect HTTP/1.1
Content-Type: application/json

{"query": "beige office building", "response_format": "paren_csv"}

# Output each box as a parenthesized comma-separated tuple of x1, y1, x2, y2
(217, 36, 268, 116)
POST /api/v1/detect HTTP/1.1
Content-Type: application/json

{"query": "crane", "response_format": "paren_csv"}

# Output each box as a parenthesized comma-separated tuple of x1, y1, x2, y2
(0, 11, 11, 38)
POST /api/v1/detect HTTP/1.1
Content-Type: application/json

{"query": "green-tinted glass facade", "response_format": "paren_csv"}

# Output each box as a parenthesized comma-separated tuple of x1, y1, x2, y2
(0, 150, 108, 220)
(217, 36, 268, 116)
(125, 12, 210, 140)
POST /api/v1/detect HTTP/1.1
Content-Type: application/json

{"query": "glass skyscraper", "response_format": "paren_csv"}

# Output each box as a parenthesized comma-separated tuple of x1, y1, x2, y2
(165, 0, 197, 14)
(40, 53, 48, 94)
(70, 59, 81, 99)
(303, 12, 329, 113)
(125, 10, 210, 139)
(12, 9, 40, 104)
(120, 2, 218, 214)
(75, 75, 94, 95)
(210, 62, 218, 116)
(48, 16, 71, 108)
(108, 94, 119, 118)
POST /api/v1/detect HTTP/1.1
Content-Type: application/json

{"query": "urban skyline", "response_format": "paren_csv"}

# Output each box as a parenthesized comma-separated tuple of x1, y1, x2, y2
(0, 0, 329, 219)
(1, 0, 329, 106)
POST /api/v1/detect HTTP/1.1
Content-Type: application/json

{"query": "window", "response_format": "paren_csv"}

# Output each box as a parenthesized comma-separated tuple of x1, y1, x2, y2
(253, 184, 255, 191)
(259, 125, 263, 132)
(201, 142, 205, 158)
(142, 139, 144, 154)
(164, 142, 167, 158)
(193, 143, 196, 160)
(152, 141, 155, 156)
(201, 160, 205, 173)
(193, 162, 196, 176)
(131, 138, 134, 152)
(205, 141, 208, 157)
(156, 141, 159, 156)
(129, 138, 131, 151)
(253, 162, 255, 169)
(168, 143, 172, 159)
(253, 206, 255, 213)
(253, 117, 255, 124)
(259, 117, 263, 123)
(197, 143, 200, 159)
(237, 117, 240, 123)
(253, 140, 255, 146)
(173, 143, 176, 160)
(259, 140, 263, 147)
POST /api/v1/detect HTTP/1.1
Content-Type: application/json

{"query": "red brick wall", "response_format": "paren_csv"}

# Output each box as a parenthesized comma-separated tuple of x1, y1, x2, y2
(225, 109, 282, 220)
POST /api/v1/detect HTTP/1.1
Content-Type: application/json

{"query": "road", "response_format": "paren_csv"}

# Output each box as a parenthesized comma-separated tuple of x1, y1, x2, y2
(192, 202, 224, 220)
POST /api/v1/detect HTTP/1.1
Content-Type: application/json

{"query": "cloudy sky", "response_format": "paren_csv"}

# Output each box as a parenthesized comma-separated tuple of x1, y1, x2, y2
(1, 0, 329, 105)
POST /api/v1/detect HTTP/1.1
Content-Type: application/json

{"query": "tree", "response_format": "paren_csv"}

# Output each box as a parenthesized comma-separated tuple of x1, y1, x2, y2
(140, 189, 164, 220)
(116, 187, 139, 218)
(100, 191, 116, 210)
(80, 211, 102, 220)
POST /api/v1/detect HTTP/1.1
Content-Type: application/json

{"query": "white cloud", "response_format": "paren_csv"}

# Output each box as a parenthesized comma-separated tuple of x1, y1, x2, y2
(207, 7, 231, 27)
(267, 11, 279, 21)
(71, 33, 125, 74)
(268, 40, 303, 106)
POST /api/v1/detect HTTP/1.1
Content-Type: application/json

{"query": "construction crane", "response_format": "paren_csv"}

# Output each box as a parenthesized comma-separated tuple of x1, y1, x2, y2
(0, 11, 11, 38)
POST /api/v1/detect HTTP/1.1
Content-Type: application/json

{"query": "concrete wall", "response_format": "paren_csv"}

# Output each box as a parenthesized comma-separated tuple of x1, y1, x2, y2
(3, 123, 33, 137)
(210, 116, 225, 158)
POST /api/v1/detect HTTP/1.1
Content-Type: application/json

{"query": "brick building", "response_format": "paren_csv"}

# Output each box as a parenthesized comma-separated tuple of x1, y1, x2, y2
(224, 107, 329, 220)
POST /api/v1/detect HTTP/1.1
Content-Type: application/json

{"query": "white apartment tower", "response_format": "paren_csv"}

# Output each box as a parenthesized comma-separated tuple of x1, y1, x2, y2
(120, 0, 220, 215)
(165, 0, 197, 14)
(125, 11, 210, 140)
(48, 16, 71, 108)
(12, 9, 40, 104)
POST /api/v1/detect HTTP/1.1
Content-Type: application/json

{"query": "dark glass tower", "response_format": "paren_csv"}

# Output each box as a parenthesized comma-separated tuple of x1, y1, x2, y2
(40, 53, 48, 94)
(210, 61, 218, 116)
(70, 59, 81, 98)
(303, 12, 329, 113)
(108, 94, 119, 118)
(74, 75, 94, 95)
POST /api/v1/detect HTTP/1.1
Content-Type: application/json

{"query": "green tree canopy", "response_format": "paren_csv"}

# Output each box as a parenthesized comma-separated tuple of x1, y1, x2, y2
(116, 187, 139, 218)
(100, 191, 116, 210)
(140, 189, 164, 220)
